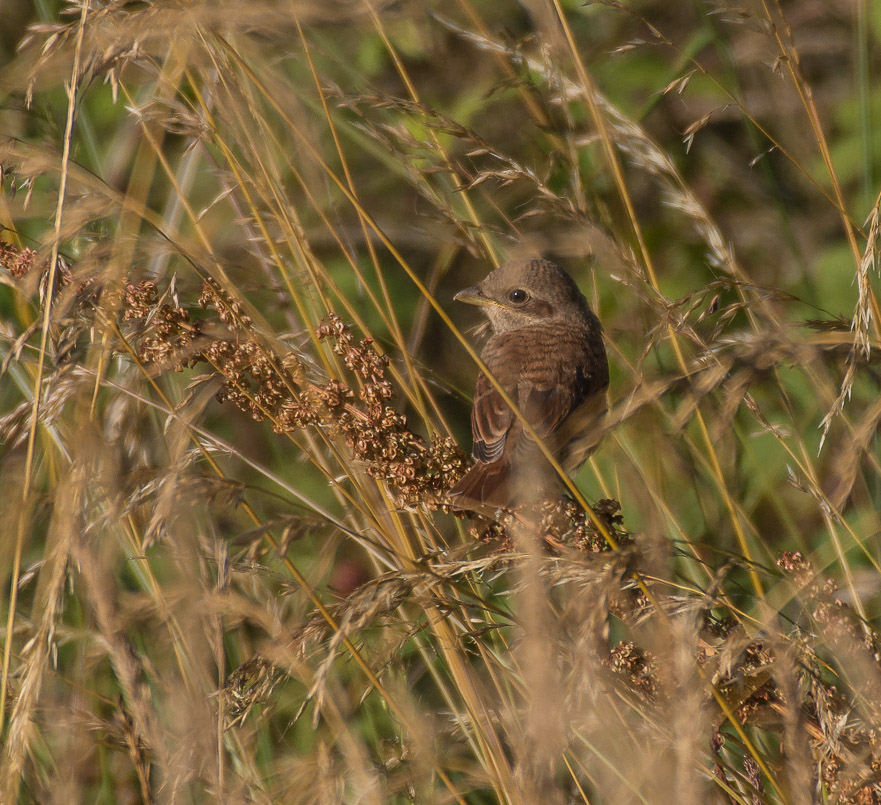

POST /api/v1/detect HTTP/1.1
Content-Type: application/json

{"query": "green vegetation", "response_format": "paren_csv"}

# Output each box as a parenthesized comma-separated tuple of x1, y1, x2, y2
(1, 1, 880, 802)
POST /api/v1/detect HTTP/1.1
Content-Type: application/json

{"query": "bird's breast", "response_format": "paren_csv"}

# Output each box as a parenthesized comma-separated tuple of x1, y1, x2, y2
(482, 322, 599, 385)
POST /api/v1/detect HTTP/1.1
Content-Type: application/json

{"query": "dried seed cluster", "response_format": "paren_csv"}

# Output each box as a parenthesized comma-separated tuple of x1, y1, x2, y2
(468, 496, 628, 553)
(606, 641, 660, 702)
(1, 238, 79, 296)
(539, 497, 627, 553)
(0, 240, 38, 279)
(223, 655, 282, 729)
(123, 281, 468, 509)
(777, 552, 881, 805)
(124, 280, 205, 370)
(312, 314, 467, 508)
(778, 551, 879, 656)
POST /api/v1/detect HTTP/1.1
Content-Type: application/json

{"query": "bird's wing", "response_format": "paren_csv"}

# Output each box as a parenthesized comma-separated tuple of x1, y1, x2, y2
(514, 323, 602, 446)
(470, 324, 607, 463)
(517, 381, 578, 440)
(518, 355, 608, 444)
(470, 327, 573, 462)
(471, 367, 514, 463)
(470, 330, 532, 463)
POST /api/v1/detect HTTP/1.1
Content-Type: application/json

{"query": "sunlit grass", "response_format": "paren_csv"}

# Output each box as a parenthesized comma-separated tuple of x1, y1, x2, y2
(1, 1, 880, 802)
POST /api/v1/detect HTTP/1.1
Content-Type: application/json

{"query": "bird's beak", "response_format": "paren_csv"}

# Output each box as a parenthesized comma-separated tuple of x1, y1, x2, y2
(454, 285, 497, 308)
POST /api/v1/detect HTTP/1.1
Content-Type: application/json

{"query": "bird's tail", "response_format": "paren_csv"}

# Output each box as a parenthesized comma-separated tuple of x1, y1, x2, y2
(447, 459, 510, 514)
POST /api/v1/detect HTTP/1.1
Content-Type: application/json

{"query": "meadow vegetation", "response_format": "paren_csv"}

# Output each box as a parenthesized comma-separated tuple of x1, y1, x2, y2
(1, 1, 880, 802)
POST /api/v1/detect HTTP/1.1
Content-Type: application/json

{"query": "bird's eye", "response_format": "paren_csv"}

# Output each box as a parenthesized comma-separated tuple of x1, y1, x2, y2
(508, 289, 529, 304)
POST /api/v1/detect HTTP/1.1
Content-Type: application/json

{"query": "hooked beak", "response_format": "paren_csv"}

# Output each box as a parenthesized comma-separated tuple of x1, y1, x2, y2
(454, 285, 498, 308)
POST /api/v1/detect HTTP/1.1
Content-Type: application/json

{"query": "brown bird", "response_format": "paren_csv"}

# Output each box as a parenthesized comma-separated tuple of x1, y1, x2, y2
(448, 258, 608, 513)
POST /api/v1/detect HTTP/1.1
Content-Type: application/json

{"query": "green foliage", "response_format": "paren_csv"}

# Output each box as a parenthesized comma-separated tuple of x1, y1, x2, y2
(1, 1, 880, 803)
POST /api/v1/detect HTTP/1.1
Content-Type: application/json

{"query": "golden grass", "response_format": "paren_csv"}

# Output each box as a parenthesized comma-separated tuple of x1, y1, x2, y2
(1, 1, 881, 802)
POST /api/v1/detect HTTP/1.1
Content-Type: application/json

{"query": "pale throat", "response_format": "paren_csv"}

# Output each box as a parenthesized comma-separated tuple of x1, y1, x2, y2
(484, 305, 570, 335)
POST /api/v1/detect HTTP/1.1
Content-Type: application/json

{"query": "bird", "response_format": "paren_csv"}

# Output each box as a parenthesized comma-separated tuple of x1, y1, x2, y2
(447, 257, 608, 514)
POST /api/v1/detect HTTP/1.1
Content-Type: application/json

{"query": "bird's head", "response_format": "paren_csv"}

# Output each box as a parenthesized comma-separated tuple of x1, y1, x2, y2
(454, 258, 592, 334)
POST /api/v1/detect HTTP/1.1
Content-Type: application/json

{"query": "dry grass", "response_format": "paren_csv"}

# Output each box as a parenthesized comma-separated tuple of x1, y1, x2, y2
(1, 0, 881, 802)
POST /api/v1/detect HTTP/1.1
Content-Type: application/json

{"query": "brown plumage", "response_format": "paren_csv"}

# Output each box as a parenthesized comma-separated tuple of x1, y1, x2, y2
(448, 258, 608, 514)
